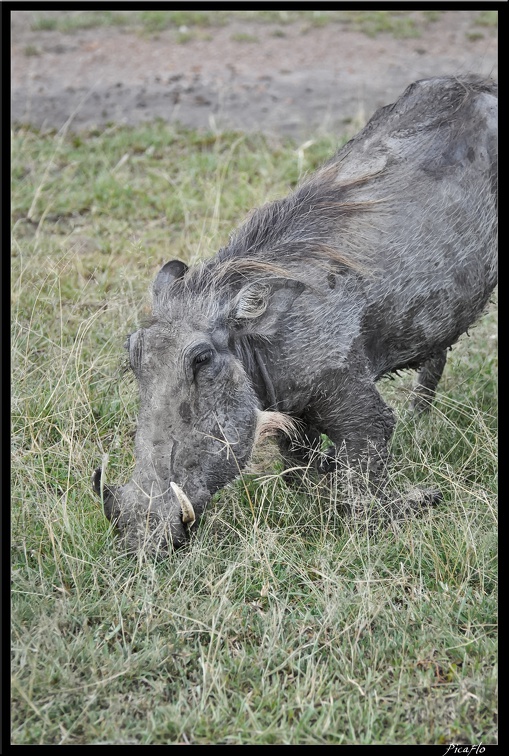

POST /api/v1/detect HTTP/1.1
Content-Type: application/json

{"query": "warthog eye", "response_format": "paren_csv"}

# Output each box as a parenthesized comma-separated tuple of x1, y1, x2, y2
(193, 349, 213, 374)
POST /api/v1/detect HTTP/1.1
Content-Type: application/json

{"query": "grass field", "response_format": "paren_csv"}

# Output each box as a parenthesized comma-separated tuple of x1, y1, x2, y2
(11, 119, 497, 745)
(20, 8, 497, 45)
(25, 9, 444, 37)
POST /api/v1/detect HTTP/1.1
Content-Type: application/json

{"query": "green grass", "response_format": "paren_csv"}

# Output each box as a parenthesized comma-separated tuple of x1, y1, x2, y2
(475, 11, 498, 28)
(22, 10, 497, 50)
(11, 122, 497, 745)
(25, 9, 454, 39)
(231, 33, 259, 44)
(29, 10, 133, 33)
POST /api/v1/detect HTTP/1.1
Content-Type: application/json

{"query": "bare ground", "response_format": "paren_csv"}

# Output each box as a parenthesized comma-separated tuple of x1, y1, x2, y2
(11, 10, 497, 138)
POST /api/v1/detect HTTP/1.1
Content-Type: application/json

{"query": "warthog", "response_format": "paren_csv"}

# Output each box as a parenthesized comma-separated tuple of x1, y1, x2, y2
(93, 75, 497, 553)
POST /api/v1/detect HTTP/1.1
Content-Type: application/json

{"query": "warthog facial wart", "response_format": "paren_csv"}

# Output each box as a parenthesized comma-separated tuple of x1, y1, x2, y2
(94, 76, 497, 555)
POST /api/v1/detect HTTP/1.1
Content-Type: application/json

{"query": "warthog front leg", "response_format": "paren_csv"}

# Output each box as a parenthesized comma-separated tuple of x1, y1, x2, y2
(313, 376, 442, 524)
(276, 422, 336, 488)
(410, 350, 448, 413)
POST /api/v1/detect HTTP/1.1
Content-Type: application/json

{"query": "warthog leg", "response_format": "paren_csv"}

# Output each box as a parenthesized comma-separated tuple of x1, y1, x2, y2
(411, 350, 448, 413)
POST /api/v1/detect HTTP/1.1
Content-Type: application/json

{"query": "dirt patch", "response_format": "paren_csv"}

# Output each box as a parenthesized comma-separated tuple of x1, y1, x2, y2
(11, 11, 497, 137)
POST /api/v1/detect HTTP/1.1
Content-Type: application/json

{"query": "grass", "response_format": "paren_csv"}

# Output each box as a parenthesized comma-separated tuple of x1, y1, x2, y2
(474, 11, 498, 28)
(231, 33, 259, 44)
(20, 10, 497, 55)
(23, 9, 495, 40)
(11, 121, 497, 745)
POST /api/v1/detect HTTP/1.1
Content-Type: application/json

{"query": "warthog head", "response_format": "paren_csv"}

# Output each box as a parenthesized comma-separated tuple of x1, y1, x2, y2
(94, 258, 301, 554)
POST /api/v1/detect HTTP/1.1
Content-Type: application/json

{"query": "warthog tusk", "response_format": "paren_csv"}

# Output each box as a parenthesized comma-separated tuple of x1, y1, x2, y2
(170, 482, 196, 526)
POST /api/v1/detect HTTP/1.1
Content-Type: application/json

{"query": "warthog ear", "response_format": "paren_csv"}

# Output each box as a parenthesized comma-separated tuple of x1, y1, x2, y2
(153, 259, 188, 303)
(230, 278, 305, 336)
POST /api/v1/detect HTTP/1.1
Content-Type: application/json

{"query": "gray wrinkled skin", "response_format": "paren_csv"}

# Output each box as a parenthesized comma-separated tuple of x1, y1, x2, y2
(94, 76, 497, 554)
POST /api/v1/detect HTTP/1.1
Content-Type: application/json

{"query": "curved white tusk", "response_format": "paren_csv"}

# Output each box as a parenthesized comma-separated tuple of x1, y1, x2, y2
(170, 482, 196, 526)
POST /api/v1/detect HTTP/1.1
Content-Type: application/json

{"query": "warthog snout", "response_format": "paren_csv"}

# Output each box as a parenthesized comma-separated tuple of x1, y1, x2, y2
(92, 467, 196, 552)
